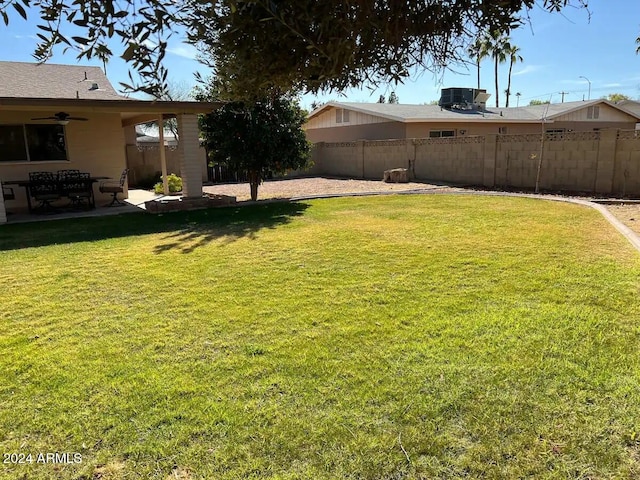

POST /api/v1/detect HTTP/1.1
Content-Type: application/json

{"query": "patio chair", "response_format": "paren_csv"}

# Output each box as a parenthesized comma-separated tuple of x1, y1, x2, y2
(61, 172, 94, 209)
(99, 169, 128, 207)
(28, 171, 60, 213)
(1, 181, 15, 216)
(2, 183, 15, 201)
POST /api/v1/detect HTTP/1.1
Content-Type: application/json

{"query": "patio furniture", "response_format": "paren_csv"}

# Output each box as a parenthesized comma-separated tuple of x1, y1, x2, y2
(60, 171, 94, 209)
(28, 171, 60, 212)
(99, 169, 128, 207)
(2, 183, 14, 201)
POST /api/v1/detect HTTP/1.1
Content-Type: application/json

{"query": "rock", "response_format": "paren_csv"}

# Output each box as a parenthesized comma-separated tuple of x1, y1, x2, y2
(383, 168, 409, 183)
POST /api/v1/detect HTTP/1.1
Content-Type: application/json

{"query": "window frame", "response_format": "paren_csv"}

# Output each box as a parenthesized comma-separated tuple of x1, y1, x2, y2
(335, 108, 350, 124)
(429, 130, 456, 138)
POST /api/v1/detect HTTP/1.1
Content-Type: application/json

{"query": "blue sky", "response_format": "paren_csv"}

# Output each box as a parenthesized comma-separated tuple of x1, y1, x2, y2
(1, 0, 639, 109)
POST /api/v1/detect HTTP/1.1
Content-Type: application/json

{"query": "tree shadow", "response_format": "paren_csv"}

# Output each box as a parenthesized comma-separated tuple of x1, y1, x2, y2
(0, 201, 310, 252)
(152, 201, 310, 254)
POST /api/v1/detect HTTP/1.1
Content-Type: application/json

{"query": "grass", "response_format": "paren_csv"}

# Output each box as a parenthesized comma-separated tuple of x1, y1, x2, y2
(1, 194, 639, 479)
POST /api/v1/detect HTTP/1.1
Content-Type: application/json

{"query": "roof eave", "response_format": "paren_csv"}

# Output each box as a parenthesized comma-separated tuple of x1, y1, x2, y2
(0, 97, 221, 114)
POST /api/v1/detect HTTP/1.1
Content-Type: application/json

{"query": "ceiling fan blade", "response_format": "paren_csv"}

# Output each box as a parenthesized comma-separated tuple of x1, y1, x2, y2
(68, 117, 89, 121)
(31, 116, 57, 120)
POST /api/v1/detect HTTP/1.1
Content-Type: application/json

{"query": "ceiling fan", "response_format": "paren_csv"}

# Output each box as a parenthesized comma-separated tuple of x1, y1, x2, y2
(31, 112, 89, 125)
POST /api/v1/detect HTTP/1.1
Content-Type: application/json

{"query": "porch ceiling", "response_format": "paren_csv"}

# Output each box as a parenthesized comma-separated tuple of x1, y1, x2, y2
(0, 97, 221, 127)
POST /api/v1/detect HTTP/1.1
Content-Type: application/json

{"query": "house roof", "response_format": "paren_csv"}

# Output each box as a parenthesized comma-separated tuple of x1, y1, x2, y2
(308, 99, 640, 124)
(0, 61, 221, 125)
(0, 61, 129, 100)
(616, 100, 640, 117)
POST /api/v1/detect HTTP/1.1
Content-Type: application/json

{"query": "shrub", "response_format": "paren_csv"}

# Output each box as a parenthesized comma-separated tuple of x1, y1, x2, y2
(154, 173, 183, 194)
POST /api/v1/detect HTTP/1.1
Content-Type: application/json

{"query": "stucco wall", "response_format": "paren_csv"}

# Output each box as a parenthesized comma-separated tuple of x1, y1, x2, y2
(0, 110, 127, 211)
(305, 121, 406, 143)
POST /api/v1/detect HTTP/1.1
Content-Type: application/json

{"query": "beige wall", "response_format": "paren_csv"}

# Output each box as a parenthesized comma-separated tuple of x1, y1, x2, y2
(307, 117, 637, 144)
(306, 107, 389, 129)
(311, 130, 640, 196)
(405, 122, 540, 138)
(0, 109, 127, 211)
(305, 121, 406, 143)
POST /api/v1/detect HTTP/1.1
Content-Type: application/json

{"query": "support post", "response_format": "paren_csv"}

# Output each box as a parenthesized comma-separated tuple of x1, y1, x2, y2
(158, 115, 169, 195)
(177, 113, 203, 198)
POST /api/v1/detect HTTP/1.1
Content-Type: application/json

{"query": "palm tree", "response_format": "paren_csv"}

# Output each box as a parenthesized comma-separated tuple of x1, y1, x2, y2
(468, 36, 490, 90)
(485, 31, 510, 108)
(636, 35, 640, 54)
(515, 92, 522, 107)
(505, 44, 523, 107)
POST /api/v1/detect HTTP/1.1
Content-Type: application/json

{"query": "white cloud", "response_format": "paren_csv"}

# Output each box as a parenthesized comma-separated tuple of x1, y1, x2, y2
(167, 44, 198, 60)
(14, 34, 37, 40)
(513, 65, 544, 76)
(603, 83, 622, 88)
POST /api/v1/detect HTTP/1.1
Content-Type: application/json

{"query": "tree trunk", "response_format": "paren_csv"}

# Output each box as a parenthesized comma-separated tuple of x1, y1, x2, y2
(506, 59, 513, 108)
(248, 170, 260, 201)
(494, 56, 499, 108)
(477, 59, 481, 90)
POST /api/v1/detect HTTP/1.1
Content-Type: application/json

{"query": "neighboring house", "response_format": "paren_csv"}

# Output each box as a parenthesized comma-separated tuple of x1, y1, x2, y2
(616, 100, 640, 128)
(305, 99, 640, 143)
(0, 61, 218, 218)
(135, 125, 179, 147)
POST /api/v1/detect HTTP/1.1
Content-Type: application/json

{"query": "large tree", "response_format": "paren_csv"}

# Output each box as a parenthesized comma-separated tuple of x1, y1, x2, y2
(0, 1, 588, 97)
(484, 31, 511, 108)
(505, 44, 523, 107)
(199, 94, 311, 201)
(467, 36, 490, 90)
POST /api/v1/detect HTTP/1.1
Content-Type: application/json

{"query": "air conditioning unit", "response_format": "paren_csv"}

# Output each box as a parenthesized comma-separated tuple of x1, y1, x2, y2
(439, 87, 490, 111)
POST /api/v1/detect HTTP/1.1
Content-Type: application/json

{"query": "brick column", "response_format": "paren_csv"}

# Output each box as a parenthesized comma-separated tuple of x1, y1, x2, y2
(483, 134, 497, 188)
(407, 139, 416, 179)
(177, 113, 203, 198)
(357, 140, 365, 179)
(594, 129, 618, 194)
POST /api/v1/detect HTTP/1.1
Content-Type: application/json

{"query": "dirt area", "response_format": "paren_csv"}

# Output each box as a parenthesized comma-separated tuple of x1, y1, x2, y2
(203, 177, 457, 201)
(203, 176, 640, 237)
(605, 204, 640, 235)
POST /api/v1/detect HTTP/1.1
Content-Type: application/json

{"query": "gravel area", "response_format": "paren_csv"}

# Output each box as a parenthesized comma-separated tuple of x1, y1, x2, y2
(605, 204, 640, 236)
(203, 177, 455, 201)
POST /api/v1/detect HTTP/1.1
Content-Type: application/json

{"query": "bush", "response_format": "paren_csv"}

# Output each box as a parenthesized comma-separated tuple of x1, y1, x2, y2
(154, 173, 183, 194)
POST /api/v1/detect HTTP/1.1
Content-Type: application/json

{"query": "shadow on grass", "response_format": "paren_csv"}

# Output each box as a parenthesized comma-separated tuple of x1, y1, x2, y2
(0, 201, 310, 252)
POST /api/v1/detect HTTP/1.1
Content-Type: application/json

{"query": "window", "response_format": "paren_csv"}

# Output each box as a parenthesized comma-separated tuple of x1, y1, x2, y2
(587, 106, 600, 119)
(0, 124, 67, 162)
(335, 108, 350, 124)
(429, 130, 455, 138)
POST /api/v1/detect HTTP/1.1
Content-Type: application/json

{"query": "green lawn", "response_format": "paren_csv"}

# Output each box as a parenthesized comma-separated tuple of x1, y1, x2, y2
(1, 195, 639, 479)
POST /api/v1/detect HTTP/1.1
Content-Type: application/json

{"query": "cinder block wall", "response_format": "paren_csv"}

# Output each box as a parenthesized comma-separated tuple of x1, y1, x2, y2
(310, 129, 640, 196)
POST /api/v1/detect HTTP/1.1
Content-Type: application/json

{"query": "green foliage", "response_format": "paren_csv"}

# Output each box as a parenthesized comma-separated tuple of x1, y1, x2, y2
(529, 99, 551, 105)
(605, 93, 631, 102)
(200, 95, 311, 200)
(387, 91, 399, 104)
(1, 0, 588, 96)
(153, 173, 182, 194)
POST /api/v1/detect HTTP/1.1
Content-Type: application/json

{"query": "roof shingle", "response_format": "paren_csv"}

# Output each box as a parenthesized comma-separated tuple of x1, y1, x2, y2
(0, 61, 129, 100)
